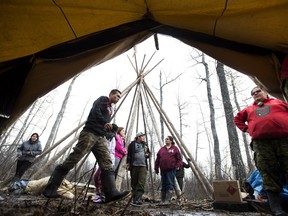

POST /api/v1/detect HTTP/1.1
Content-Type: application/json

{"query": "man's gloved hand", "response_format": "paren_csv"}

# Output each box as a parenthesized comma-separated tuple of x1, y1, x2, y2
(24, 151, 31, 155)
(111, 123, 118, 133)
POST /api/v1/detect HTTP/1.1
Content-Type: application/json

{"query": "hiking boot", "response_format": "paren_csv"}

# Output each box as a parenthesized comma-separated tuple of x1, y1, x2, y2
(161, 191, 166, 203)
(133, 191, 143, 205)
(266, 191, 288, 216)
(166, 190, 173, 204)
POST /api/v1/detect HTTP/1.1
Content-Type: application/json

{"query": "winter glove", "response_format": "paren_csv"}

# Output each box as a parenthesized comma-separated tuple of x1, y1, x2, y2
(23, 150, 31, 155)
(111, 123, 118, 133)
(105, 133, 115, 141)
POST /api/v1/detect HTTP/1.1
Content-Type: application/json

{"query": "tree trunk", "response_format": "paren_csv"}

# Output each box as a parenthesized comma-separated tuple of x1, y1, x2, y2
(230, 72, 255, 173)
(216, 61, 246, 179)
(202, 54, 222, 180)
(44, 76, 78, 153)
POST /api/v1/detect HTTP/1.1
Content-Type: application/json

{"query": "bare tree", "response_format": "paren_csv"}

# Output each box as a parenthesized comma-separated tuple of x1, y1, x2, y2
(193, 97, 213, 178)
(11, 101, 38, 148)
(175, 93, 190, 138)
(0, 97, 52, 181)
(0, 121, 16, 151)
(44, 75, 79, 153)
(158, 70, 183, 140)
(216, 61, 246, 179)
(192, 51, 222, 180)
(229, 71, 255, 173)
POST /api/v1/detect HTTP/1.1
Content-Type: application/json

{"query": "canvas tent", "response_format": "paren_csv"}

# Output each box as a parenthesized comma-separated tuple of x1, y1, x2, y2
(1, 0, 288, 133)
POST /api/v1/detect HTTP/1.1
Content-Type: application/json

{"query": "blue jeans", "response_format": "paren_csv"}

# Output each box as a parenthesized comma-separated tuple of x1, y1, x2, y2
(161, 170, 176, 191)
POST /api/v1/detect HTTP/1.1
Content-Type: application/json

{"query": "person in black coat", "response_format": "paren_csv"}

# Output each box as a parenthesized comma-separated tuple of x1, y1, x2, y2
(43, 89, 129, 203)
(176, 161, 190, 191)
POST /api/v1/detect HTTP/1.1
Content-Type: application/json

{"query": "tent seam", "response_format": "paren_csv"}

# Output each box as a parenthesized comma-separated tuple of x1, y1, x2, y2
(213, 0, 228, 37)
(52, 0, 77, 38)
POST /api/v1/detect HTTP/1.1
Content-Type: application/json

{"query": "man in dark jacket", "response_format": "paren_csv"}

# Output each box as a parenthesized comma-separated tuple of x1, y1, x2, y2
(126, 132, 150, 205)
(43, 89, 129, 203)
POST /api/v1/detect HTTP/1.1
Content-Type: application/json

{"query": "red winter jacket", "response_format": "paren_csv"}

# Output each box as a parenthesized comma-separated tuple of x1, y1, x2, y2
(155, 145, 182, 173)
(234, 98, 288, 139)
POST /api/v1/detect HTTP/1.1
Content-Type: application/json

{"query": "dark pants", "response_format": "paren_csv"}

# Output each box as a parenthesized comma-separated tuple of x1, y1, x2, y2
(114, 157, 121, 174)
(130, 166, 147, 194)
(252, 137, 288, 192)
(15, 160, 32, 178)
(176, 177, 184, 191)
(161, 170, 176, 191)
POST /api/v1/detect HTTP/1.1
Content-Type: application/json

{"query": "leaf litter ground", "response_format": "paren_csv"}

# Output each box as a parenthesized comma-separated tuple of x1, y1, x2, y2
(0, 192, 273, 216)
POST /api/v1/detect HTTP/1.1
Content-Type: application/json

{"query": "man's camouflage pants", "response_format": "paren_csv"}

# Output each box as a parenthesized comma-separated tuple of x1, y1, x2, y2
(252, 137, 288, 192)
(60, 130, 113, 171)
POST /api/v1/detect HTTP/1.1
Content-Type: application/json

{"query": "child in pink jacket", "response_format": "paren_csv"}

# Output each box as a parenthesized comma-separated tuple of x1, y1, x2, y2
(114, 127, 127, 174)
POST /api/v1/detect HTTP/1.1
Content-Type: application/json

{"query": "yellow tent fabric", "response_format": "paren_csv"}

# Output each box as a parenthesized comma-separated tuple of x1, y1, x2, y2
(1, 0, 288, 132)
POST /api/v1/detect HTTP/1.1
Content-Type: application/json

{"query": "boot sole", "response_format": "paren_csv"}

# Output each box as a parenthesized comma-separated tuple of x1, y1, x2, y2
(102, 192, 131, 204)
(131, 202, 149, 207)
(157, 203, 171, 206)
(42, 191, 62, 199)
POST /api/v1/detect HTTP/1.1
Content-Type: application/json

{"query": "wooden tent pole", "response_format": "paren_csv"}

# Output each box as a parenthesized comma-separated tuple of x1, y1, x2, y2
(139, 85, 156, 200)
(142, 84, 163, 149)
(33, 123, 84, 165)
(115, 85, 141, 190)
(141, 84, 188, 198)
(31, 137, 78, 179)
(143, 81, 214, 197)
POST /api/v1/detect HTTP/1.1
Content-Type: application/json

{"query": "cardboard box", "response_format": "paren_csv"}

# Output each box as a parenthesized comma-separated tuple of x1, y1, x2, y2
(213, 180, 243, 203)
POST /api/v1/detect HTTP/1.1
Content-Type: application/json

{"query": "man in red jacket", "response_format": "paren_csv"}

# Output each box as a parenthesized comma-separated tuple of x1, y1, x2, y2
(234, 86, 288, 216)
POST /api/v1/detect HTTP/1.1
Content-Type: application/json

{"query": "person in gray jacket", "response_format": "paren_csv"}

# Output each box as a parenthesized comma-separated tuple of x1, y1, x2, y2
(13, 133, 42, 182)
(126, 132, 150, 205)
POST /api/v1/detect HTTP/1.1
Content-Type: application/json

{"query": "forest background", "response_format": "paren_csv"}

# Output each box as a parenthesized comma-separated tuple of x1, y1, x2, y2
(0, 34, 257, 199)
